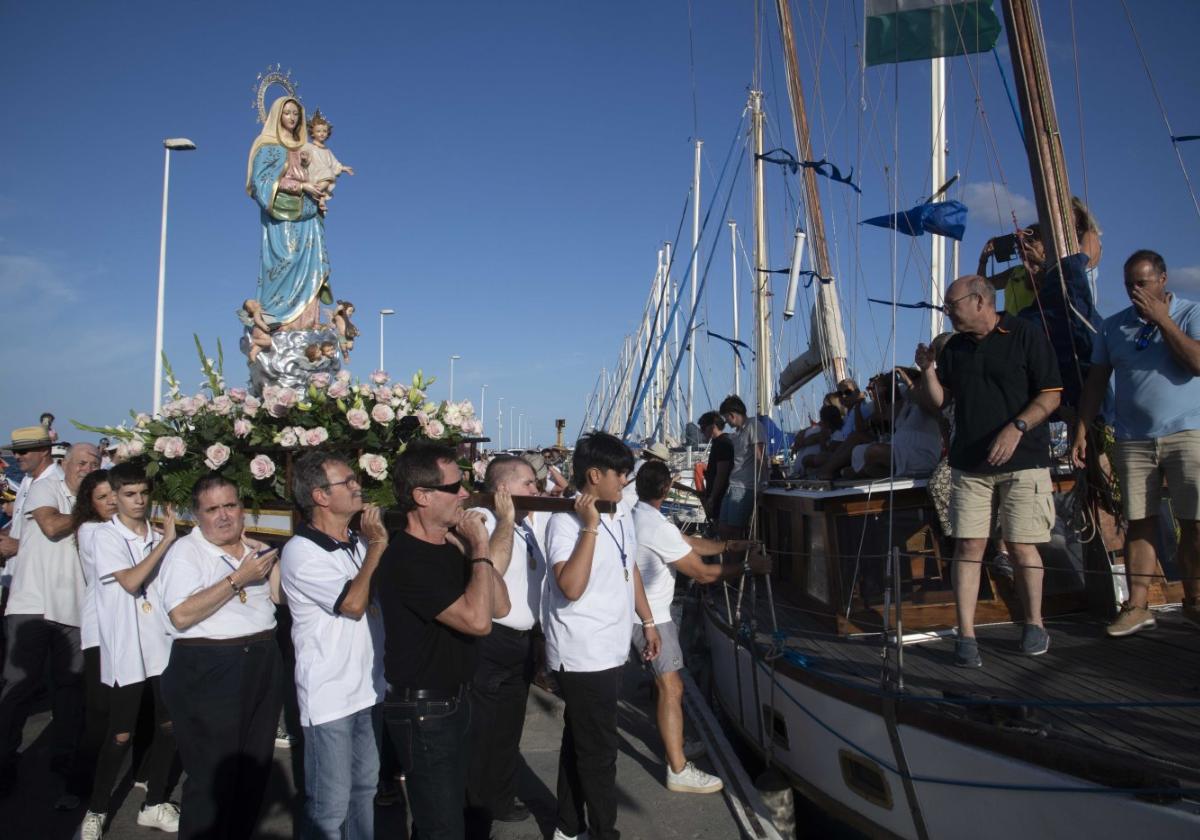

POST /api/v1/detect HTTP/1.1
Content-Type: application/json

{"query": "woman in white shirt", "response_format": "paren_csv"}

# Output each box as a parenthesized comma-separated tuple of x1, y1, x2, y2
(79, 464, 180, 839)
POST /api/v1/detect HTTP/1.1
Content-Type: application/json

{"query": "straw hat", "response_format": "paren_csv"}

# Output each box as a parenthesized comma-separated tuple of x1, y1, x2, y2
(8, 426, 53, 452)
(642, 442, 671, 463)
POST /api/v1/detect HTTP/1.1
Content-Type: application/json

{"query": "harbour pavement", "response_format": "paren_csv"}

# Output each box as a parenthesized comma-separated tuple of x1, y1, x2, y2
(1, 660, 778, 839)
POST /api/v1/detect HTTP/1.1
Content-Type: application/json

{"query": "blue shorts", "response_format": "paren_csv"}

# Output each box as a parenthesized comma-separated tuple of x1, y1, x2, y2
(718, 485, 755, 528)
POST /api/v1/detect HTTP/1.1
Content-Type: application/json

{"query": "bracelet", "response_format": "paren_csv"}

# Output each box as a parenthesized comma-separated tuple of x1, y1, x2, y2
(580, 528, 599, 535)
(226, 575, 240, 593)
(368, 539, 387, 546)
(642, 620, 656, 628)
(471, 558, 494, 567)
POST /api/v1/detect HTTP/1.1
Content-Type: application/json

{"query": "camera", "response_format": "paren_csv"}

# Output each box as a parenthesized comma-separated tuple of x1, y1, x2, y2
(991, 224, 1040, 263)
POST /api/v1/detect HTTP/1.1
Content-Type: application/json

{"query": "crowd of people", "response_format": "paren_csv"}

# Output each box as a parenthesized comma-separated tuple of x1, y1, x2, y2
(0, 415, 771, 840)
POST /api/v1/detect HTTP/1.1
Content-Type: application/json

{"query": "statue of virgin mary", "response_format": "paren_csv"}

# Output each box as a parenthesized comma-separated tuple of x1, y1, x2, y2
(245, 96, 330, 331)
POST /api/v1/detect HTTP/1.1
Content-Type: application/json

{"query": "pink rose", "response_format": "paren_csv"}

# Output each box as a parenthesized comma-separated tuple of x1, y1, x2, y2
(358, 453, 388, 481)
(370, 370, 389, 385)
(465, 419, 483, 436)
(242, 396, 262, 417)
(347, 408, 371, 431)
(310, 372, 331, 390)
(115, 442, 131, 460)
(277, 427, 299, 448)
(335, 369, 352, 383)
(211, 395, 234, 416)
(126, 438, 145, 457)
(415, 411, 430, 426)
(204, 443, 231, 470)
(443, 404, 464, 428)
(424, 419, 446, 439)
(233, 419, 253, 438)
(391, 384, 408, 400)
(227, 387, 248, 403)
(328, 380, 351, 399)
(268, 387, 299, 418)
(135, 413, 151, 427)
(154, 436, 186, 459)
(303, 426, 329, 446)
(374, 386, 393, 405)
(249, 454, 276, 480)
(180, 397, 199, 417)
(371, 404, 395, 425)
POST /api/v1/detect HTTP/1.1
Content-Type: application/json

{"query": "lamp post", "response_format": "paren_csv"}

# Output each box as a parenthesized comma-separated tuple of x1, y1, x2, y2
(153, 137, 197, 414)
(509, 406, 516, 450)
(518, 412, 524, 451)
(449, 354, 461, 401)
(497, 396, 503, 453)
(479, 384, 487, 436)
(378, 308, 395, 371)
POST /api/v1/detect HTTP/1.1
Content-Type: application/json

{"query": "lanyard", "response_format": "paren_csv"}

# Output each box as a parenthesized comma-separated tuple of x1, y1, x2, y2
(122, 529, 157, 604)
(519, 521, 541, 570)
(341, 531, 363, 572)
(599, 518, 628, 581)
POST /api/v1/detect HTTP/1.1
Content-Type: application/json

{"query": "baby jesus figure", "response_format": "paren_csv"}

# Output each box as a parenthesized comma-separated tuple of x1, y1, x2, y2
(239, 299, 279, 363)
(302, 109, 354, 212)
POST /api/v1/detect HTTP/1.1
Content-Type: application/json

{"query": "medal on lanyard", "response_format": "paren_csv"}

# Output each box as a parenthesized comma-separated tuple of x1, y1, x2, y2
(126, 536, 155, 613)
(600, 520, 629, 581)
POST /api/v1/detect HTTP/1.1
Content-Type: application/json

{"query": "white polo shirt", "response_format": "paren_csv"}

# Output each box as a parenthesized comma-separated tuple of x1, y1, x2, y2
(77, 522, 104, 650)
(631, 501, 692, 625)
(6, 464, 83, 626)
(155, 528, 277, 640)
(94, 518, 172, 686)
(468, 508, 545, 632)
(2, 474, 34, 587)
(280, 524, 385, 727)
(543, 500, 636, 672)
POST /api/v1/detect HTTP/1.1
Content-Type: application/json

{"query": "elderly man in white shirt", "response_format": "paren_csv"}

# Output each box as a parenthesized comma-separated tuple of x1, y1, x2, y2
(0, 435, 98, 802)
(156, 475, 281, 840)
(544, 433, 660, 840)
(281, 452, 387, 840)
(465, 455, 546, 832)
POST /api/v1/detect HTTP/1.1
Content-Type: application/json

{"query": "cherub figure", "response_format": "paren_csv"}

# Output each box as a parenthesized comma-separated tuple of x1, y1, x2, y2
(302, 110, 354, 210)
(239, 299, 278, 363)
(332, 300, 360, 360)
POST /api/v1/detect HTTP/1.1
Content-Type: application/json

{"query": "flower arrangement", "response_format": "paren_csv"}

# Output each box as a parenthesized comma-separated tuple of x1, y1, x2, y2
(77, 337, 482, 509)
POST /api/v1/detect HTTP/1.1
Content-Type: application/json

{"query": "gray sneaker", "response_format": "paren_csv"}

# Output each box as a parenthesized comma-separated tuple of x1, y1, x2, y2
(954, 637, 982, 668)
(1021, 624, 1050, 656)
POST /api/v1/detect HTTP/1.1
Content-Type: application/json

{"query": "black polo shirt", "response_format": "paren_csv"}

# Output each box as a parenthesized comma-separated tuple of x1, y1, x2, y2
(938, 313, 1062, 474)
(375, 529, 476, 691)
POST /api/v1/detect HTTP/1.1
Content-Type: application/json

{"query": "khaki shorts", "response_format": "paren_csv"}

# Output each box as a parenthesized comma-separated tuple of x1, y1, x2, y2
(1111, 429, 1200, 521)
(950, 467, 1055, 543)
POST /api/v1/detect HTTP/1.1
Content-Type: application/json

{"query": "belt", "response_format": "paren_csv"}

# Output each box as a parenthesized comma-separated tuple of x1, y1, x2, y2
(174, 629, 275, 647)
(385, 684, 466, 702)
(491, 623, 532, 637)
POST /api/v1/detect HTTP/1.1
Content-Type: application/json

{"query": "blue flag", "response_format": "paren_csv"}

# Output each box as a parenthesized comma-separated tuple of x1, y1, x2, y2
(861, 199, 967, 241)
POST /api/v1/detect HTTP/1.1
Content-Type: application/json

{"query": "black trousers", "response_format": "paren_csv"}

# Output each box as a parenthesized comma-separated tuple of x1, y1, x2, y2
(160, 637, 282, 840)
(465, 624, 534, 835)
(78, 646, 109, 797)
(555, 666, 622, 840)
(88, 676, 177, 813)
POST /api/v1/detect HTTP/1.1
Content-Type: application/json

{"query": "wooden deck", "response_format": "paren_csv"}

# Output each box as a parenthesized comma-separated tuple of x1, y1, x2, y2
(754, 599, 1200, 784)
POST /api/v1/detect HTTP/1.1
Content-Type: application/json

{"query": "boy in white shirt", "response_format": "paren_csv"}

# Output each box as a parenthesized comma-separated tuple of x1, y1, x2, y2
(80, 463, 180, 838)
(543, 433, 660, 840)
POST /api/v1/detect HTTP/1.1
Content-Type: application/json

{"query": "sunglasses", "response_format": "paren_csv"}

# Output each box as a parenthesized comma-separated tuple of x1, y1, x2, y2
(1135, 322, 1158, 351)
(323, 474, 361, 490)
(419, 480, 465, 495)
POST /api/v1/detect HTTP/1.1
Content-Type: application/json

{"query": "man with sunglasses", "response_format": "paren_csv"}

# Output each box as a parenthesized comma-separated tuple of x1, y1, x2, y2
(1072, 250, 1200, 637)
(281, 452, 387, 840)
(915, 274, 1062, 668)
(376, 442, 510, 840)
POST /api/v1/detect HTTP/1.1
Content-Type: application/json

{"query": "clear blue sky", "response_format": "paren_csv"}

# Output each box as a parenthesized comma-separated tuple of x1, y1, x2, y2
(3, 1, 1198, 447)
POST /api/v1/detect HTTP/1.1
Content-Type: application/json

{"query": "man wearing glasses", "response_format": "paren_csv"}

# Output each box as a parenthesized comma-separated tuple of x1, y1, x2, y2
(915, 274, 1062, 668)
(376, 442, 510, 840)
(281, 452, 388, 840)
(1072, 250, 1200, 637)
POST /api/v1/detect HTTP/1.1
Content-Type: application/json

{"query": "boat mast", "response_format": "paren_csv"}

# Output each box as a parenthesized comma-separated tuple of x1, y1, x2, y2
(750, 90, 773, 420)
(773, 0, 848, 385)
(688, 139, 702, 427)
(729, 219, 741, 397)
(930, 57, 947, 341)
(1001, 0, 1080, 261)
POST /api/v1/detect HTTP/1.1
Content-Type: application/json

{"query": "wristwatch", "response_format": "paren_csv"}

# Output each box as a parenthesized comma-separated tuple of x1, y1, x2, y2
(1012, 419, 1028, 433)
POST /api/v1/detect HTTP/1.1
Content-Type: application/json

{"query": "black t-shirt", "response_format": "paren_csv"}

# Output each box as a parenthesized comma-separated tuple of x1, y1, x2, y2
(704, 434, 734, 499)
(376, 530, 475, 691)
(938, 313, 1062, 474)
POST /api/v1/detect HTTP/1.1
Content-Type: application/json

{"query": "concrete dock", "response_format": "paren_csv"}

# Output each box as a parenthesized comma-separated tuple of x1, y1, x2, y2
(1, 660, 780, 839)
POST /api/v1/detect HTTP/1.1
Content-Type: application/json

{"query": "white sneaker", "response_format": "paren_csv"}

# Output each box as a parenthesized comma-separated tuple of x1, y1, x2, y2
(137, 802, 181, 832)
(78, 811, 105, 840)
(274, 725, 294, 749)
(133, 778, 148, 792)
(666, 761, 724, 794)
(551, 829, 589, 840)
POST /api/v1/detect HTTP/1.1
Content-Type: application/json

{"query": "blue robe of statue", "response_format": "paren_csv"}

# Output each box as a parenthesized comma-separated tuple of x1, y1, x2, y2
(249, 144, 330, 326)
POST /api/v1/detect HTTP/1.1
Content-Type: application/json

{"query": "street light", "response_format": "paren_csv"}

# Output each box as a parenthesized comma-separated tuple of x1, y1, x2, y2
(497, 397, 504, 453)
(379, 309, 395, 371)
(509, 406, 516, 450)
(449, 354, 461, 402)
(480, 384, 487, 436)
(153, 137, 197, 414)
(518, 412, 524, 452)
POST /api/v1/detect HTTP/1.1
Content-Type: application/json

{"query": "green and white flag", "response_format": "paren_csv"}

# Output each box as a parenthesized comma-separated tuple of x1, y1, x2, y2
(864, 0, 1002, 66)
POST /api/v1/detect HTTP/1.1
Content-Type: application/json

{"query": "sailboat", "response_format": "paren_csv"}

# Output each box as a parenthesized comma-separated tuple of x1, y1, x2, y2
(593, 1, 1200, 835)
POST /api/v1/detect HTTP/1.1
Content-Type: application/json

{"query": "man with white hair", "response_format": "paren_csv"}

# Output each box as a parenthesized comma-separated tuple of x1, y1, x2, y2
(0, 437, 100, 802)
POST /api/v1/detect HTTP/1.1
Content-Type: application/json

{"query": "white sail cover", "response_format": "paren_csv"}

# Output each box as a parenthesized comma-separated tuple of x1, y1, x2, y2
(775, 284, 848, 404)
